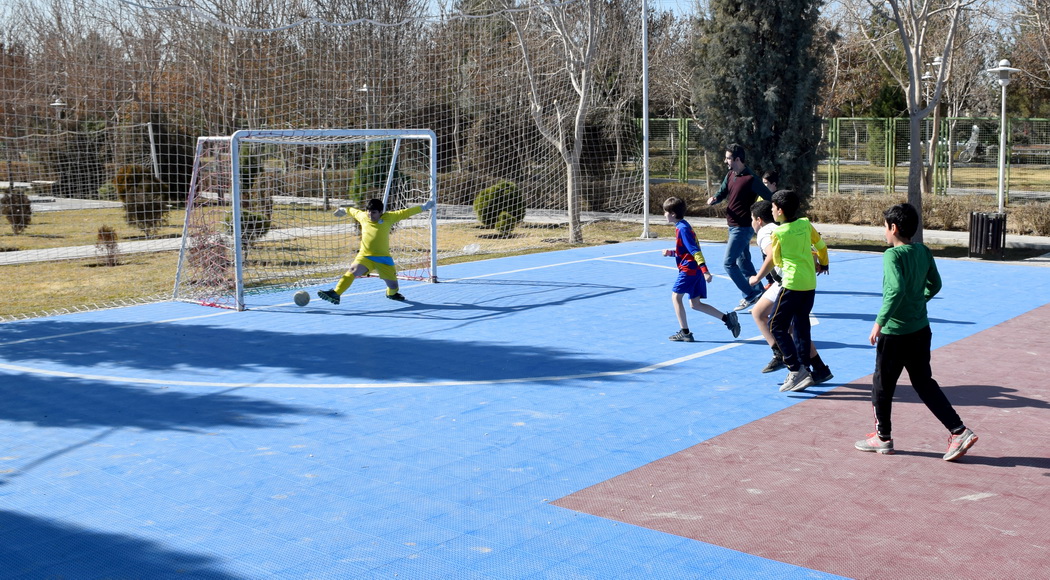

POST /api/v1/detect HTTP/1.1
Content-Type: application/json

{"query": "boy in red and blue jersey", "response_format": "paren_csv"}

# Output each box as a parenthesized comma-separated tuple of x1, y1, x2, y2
(662, 197, 742, 342)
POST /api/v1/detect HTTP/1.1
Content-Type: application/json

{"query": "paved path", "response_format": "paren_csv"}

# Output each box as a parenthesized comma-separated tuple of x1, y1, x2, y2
(4, 197, 1050, 266)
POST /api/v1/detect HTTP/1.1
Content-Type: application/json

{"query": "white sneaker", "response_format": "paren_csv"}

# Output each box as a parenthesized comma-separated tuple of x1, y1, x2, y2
(734, 292, 762, 312)
(779, 367, 814, 392)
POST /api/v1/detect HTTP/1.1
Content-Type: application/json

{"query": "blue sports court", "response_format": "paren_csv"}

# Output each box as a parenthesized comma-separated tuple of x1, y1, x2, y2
(1, 239, 1048, 579)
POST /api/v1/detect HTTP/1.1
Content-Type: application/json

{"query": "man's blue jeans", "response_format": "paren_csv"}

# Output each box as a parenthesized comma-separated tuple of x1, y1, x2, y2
(724, 225, 762, 300)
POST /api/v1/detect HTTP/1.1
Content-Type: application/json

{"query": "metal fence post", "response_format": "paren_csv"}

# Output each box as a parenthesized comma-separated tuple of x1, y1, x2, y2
(828, 118, 839, 194)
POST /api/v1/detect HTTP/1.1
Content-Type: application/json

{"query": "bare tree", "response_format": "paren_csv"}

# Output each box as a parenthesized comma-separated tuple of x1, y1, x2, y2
(505, 0, 603, 243)
(1013, 0, 1050, 90)
(840, 0, 985, 241)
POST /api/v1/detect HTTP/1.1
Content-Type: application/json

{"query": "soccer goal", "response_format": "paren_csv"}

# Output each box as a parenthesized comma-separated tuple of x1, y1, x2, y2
(173, 129, 438, 310)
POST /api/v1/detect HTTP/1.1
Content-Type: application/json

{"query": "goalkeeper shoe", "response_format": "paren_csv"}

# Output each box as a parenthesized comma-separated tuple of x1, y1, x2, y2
(387, 292, 406, 301)
(317, 289, 340, 305)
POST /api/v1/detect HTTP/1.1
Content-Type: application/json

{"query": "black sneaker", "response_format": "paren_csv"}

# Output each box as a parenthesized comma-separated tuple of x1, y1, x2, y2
(669, 330, 694, 342)
(762, 354, 786, 373)
(317, 289, 340, 305)
(725, 311, 741, 338)
(810, 365, 834, 384)
(387, 292, 406, 301)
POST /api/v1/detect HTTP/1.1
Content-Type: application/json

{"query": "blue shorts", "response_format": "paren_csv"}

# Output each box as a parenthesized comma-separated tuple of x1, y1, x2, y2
(672, 270, 707, 299)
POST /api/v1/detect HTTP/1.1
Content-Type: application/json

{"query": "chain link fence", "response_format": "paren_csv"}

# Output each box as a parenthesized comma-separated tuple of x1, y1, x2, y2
(648, 117, 1050, 202)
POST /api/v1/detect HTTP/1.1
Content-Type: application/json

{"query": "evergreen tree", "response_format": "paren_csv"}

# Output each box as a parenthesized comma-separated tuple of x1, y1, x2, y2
(691, 0, 826, 199)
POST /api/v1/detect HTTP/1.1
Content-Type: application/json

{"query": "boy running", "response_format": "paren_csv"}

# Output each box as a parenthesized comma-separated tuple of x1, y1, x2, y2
(749, 190, 829, 392)
(662, 197, 741, 342)
(749, 199, 833, 383)
(318, 197, 435, 305)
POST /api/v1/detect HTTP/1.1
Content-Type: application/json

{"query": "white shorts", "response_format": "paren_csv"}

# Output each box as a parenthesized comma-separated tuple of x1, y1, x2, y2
(762, 281, 782, 303)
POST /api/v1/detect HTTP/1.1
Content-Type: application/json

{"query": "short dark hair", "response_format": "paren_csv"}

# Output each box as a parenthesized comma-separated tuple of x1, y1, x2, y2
(365, 198, 384, 212)
(771, 190, 801, 222)
(663, 196, 686, 220)
(884, 203, 919, 239)
(750, 200, 775, 224)
(726, 143, 746, 164)
(762, 170, 779, 189)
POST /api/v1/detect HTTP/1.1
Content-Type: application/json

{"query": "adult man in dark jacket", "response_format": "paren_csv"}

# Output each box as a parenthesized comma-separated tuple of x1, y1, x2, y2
(707, 143, 772, 311)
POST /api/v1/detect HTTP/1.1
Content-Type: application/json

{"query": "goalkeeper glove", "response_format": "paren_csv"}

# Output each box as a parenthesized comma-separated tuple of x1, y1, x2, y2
(817, 263, 830, 275)
(333, 207, 347, 217)
(421, 199, 436, 211)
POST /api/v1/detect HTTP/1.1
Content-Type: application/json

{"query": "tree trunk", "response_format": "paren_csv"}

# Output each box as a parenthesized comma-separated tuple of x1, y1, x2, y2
(908, 113, 925, 243)
(566, 162, 582, 243)
(922, 105, 942, 197)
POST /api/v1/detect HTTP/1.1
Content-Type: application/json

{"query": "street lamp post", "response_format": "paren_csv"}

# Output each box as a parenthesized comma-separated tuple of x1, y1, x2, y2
(49, 96, 67, 132)
(357, 84, 369, 129)
(987, 59, 1020, 213)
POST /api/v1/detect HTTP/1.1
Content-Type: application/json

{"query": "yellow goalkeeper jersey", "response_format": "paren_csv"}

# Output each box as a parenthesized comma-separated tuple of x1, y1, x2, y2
(347, 205, 423, 258)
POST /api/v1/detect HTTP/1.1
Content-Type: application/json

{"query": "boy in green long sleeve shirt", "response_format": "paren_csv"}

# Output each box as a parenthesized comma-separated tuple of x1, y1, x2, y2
(855, 203, 977, 461)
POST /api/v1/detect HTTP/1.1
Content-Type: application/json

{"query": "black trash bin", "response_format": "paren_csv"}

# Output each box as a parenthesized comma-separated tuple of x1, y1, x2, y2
(968, 212, 1006, 260)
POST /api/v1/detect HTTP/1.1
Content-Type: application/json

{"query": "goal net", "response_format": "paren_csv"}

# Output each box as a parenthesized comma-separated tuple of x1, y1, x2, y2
(1, 1, 653, 320)
(173, 129, 437, 310)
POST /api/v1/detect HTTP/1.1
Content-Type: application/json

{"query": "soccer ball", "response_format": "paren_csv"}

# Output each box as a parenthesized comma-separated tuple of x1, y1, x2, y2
(293, 290, 310, 307)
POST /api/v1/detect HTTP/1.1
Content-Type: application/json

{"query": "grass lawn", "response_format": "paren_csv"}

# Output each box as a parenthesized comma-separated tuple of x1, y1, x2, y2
(0, 205, 1046, 321)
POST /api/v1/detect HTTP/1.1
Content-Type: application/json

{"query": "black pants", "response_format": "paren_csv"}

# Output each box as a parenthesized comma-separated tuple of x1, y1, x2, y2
(770, 288, 814, 372)
(872, 325, 963, 439)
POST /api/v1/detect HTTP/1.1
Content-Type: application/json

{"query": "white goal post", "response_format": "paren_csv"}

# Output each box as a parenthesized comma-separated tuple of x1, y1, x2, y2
(173, 129, 438, 311)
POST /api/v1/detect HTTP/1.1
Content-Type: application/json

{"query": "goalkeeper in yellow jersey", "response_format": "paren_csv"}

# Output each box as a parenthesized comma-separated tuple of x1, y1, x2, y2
(318, 197, 435, 305)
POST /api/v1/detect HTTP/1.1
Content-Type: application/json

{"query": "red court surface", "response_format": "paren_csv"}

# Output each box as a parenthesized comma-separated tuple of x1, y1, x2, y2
(556, 303, 1050, 580)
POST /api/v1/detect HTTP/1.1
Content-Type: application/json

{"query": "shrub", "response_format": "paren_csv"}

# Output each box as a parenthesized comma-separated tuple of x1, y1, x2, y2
(95, 225, 120, 266)
(1011, 201, 1050, 236)
(223, 209, 272, 246)
(473, 180, 524, 229)
(931, 195, 966, 231)
(648, 182, 720, 217)
(809, 194, 861, 224)
(114, 165, 159, 202)
(122, 191, 169, 238)
(1030, 203, 1050, 236)
(495, 211, 516, 237)
(114, 164, 170, 238)
(1, 189, 32, 234)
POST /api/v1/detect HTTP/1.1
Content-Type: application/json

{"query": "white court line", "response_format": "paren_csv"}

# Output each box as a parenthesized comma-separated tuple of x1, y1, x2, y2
(0, 337, 765, 389)
(2, 243, 808, 389)
(0, 247, 667, 346)
(596, 257, 734, 281)
(0, 310, 237, 347)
